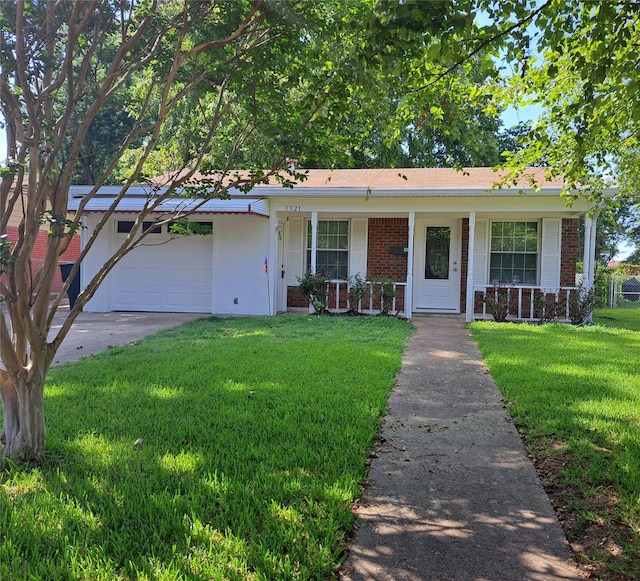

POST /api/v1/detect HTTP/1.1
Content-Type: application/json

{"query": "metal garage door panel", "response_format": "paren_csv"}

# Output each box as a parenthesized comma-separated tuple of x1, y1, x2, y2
(113, 236, 213, 312)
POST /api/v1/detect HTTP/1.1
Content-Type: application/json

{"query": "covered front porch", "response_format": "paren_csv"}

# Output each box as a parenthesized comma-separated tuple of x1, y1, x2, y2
(272, 209, 598, 323)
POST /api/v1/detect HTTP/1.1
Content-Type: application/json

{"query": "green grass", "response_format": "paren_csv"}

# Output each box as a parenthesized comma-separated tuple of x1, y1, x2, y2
(0, 316, 414, 580)
(593, 307, 640, 332)
(470, 319, 640, 578)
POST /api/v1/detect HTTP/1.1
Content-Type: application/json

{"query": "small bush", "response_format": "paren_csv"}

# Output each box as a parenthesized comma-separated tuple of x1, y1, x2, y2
(483, 283, 513, 322)
(297, 271, 330, 313)
(368, 276, 397, 316)
(534, 291, 563, 322)
(569, 286, 596, 325)
(347, 273, 369, 313)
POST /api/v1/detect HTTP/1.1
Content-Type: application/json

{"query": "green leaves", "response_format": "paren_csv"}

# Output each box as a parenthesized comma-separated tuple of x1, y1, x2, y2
(487, 1, 640, 202)
(168, 219, 212, 236)
(39, 211, 83, 239)
(0, 235, 13, 274)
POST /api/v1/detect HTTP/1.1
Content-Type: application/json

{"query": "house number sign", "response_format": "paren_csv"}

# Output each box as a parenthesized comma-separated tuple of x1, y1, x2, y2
(285, 205, 302, 212)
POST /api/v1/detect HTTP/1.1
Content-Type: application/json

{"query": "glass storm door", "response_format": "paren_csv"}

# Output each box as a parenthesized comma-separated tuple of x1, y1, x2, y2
(414, 220, 461, 311)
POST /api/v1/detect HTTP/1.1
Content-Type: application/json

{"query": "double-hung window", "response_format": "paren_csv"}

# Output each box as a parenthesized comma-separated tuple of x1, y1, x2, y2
(306, 220, 349, 279)
(489, 221, 538, 285)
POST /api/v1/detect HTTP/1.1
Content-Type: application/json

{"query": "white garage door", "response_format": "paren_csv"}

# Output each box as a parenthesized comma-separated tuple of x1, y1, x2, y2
(113, 233, 213, 313)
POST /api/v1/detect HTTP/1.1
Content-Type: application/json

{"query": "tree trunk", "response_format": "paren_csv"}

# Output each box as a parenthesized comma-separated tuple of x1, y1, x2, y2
(0, 370, 46, 460)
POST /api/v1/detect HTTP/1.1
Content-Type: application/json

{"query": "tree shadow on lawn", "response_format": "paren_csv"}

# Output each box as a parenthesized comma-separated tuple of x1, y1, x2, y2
(4, 322, 406, 579)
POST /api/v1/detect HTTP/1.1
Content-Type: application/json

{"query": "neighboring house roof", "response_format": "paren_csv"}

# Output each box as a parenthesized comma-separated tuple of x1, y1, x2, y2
(3, 184, 76, 228)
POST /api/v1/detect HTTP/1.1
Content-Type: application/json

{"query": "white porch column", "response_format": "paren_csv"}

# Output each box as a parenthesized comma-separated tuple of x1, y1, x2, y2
(267, 208, 278, 316)
(310, 211, 318, 274)
(583, 215, 593, 289)
(589, 209, 601, 288)
(309, 212, 318, 313)
(589, 208, 602, 286)
(405, 212, 415, 318)
(465, 212, 476, 322)
(585, 209, 601, 323)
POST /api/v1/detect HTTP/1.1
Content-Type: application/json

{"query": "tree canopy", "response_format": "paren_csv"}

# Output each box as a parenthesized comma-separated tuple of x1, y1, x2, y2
(113, 1, 513, 175)
(0, 0, 371, 458)
(478, 0, 639, 258)
(480, 1, 639, 186)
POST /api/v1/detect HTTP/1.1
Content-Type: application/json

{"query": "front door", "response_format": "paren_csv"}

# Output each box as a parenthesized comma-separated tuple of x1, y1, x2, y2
(414, 219, 461, 312)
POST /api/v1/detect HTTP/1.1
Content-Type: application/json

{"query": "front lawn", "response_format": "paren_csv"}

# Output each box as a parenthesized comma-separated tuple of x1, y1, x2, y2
(470, 320, 640, 580)
(593, 307, 640, 332)
(0, 316, 413, 580)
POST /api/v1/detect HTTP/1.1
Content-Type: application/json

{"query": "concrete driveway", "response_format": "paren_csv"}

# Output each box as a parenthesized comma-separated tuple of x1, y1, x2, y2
(48, 310, 206, 365)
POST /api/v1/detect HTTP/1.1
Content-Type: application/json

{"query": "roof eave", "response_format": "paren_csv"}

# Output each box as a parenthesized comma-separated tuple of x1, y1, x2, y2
(246, 186, 571, 197)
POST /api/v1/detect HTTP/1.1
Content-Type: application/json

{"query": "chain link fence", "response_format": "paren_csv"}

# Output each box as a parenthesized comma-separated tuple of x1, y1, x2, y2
(608, 274, 640, 308)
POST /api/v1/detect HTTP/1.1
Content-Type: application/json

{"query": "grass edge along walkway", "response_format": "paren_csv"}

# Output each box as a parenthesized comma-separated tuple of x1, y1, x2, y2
(0, 315, 414, 581)
(470, 319, 640, 580)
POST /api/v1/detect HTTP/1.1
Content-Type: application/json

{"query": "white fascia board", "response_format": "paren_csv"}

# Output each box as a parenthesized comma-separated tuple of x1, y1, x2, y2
(68, 185, 160, 198)
(69, 183, 618, 201)
(248, 184, 619, 200)
(267, 193, 593, 216)
(247, 186, 570, 198)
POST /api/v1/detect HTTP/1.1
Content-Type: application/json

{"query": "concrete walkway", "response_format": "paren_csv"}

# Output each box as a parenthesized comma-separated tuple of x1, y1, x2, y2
(340, 317, 584, 581)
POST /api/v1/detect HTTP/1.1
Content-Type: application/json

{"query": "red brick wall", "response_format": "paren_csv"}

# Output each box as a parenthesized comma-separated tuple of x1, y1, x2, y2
(561, 218, 579, 287)
(288, 284, 349, 310)
(365, 218, 408, 313)
(3, 225, 81, 293)
(366, 218, 408, 281)
(287, 286, 308, 308)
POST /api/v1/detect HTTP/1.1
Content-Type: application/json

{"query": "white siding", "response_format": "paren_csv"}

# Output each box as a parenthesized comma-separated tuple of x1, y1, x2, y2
(349, 217, 368, 277)
(540, 218, 562, 289)
(212, 216, 270, 315)
(473, 218, 489, 287)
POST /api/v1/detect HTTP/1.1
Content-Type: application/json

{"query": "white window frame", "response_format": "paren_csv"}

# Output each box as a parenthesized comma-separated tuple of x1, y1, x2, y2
(306, 219, 350, 280)
(489, 220, 540, 285)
